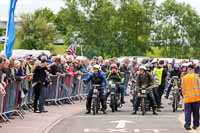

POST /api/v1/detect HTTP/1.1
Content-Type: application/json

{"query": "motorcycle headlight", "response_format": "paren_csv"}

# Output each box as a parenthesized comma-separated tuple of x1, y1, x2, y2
(93, 89, 98, 93)
(109, 81, 113, 84)
(111, 84, 116, 88)
(175, 86, 179, 90)
(141, 90, 146, 93)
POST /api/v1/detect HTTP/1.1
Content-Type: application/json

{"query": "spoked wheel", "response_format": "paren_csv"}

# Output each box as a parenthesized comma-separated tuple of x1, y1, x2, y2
(92, 98, 98, 115)
(111, 95, 116, 112)
(141, 98, 145, 115)
(172, 94, 177, 112)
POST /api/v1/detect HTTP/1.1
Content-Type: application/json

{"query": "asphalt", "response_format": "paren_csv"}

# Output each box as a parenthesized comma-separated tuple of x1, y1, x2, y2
(49, 97, 191, 133)
(0, 102, 85, 133)
(1, 97, 199, 133)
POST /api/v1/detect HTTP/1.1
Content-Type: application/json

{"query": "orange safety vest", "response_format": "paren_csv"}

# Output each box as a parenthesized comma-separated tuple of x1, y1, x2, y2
(181, 73, 200, 104)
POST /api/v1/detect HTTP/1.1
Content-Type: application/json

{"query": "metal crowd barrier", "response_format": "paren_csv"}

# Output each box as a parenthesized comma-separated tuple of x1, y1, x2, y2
(0, 73, 89, 123)
(0, 81, 24, 122)
(45, 73, 88, 105)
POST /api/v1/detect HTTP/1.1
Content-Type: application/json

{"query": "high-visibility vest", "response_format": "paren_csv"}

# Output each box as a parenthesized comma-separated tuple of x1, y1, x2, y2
(181, 73, 200, 104)
(153, 68, 163, 85)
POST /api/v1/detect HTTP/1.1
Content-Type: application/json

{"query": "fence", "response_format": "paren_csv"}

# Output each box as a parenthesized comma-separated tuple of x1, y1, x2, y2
(0, 73, 89, 122)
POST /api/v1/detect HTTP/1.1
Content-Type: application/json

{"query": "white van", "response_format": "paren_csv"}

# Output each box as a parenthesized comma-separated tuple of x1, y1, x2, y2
(0, 49, 51, 58)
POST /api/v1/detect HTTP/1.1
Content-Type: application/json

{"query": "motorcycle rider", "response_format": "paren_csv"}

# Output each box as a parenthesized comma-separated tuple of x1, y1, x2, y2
(132, 66, 158, 115)
(106, 63, 125, 104)
(146, 62, 160, 92)
(84, 64, 108, 114)
(165, 64, 181, 99)
(119, 58, 130, 96)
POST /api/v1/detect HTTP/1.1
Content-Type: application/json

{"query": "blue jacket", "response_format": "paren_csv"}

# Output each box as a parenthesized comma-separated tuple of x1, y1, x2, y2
(85, 71, 108, 86)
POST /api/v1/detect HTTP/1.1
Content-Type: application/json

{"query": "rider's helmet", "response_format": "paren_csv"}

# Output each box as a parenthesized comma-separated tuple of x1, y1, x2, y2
(174, 64, 179, 69)
(93, 64, 101, 74)
(145, 63, 153, 71)
(145, 63, 153, 68)
(151, 59, 158, 64)
(139, 65, 146, 71)
(110, 63, 118, 74)
(151, 59, 158, 68)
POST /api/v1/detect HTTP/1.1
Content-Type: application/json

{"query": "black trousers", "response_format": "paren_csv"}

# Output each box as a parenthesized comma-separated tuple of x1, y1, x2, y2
(86, 89, 106, 111)
(33, 83, 45, 112)
(153, 87, 160, 106)
(134, 91, 157, 112)
(157, 84, 165, 106)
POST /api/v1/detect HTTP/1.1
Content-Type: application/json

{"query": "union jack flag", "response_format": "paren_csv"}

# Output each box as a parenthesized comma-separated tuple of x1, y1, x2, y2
(67, 47, 77, 58)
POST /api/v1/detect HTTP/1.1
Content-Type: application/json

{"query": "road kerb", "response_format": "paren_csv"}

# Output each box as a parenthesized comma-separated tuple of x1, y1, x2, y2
(42, 105, 84, 133)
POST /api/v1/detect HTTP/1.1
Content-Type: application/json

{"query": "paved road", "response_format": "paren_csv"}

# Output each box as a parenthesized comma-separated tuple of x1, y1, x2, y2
(50, 97, 187, 133)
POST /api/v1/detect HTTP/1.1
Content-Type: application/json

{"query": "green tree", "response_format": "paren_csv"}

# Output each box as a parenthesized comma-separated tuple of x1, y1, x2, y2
(117, 0, 151, 56)
(34, 8, 56, 22)
(56, 0, 153, 58)
(0, 29, 5, 36)
(55, 0, 85, 47)
(18, 12, 56, 50)
(54, 0, 200, 58)
(153, 0, 200, 58)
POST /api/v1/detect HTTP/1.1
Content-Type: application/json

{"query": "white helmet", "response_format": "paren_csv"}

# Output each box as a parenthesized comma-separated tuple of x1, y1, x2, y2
(139, 66, 146, 70)
(151, 59, 158, 64)
(181, 63, 188, 67)
(145, 63, 153, 68)
(93, 64, 101, 70)
(174, 64, 179, 68)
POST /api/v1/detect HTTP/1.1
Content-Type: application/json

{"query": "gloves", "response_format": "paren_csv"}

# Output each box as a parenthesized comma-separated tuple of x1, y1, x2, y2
(83, 79, 87, 83)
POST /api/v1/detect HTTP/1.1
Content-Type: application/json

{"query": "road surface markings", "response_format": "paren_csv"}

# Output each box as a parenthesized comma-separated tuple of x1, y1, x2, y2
(84, 128, 128, 132)
(110, 120, 135, 128)
(144, 129, 168, 132)
(134, 129, 140, 132)
(84, 128, 99, 132)
(74, 115, 177, 119)
(107, 129, 128, 132)
(84, 128, 169, 133)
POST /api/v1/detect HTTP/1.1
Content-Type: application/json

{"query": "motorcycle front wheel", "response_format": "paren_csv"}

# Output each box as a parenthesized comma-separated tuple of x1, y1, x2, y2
(111, 95, 116, 112)
(141, 98, 145, 115)
(92, 97, 98, 115)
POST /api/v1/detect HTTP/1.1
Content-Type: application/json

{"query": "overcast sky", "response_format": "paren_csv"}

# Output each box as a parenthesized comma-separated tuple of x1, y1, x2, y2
(0, 0, 200, 20)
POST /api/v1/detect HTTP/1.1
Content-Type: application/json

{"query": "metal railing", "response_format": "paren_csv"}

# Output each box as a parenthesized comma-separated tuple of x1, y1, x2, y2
(0, 73, 89, 122)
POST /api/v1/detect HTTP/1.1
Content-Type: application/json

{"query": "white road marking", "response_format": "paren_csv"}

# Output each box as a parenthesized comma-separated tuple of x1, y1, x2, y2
(84, 128, 169, 133)
(107, 129, 128, 132)
(134, 129, 140, 132)
(110, 120, 135, 128)
(74, 115, 177, 119)
(84, 128, 128, 132)
(84, 128, 99, 132)
(84, 129, 90, 132)
(153, 129, 159, 133)
(144, 129, 168, 132)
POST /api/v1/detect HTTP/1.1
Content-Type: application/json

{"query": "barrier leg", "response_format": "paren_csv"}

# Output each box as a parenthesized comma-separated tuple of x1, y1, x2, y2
(0, 114, 9, 122)
(2, 114, 9, 122)
(16, 110, 24, 119)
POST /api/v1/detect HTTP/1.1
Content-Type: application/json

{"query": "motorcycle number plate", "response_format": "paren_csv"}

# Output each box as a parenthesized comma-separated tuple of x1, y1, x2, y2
(175, 86, 179, 90)
(111, 92, 115, 95)
(141, 90, 146, 93)
(93, 89, 98, 93)
(92, 94, 97, 98)
(111, 84, 116, 88)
